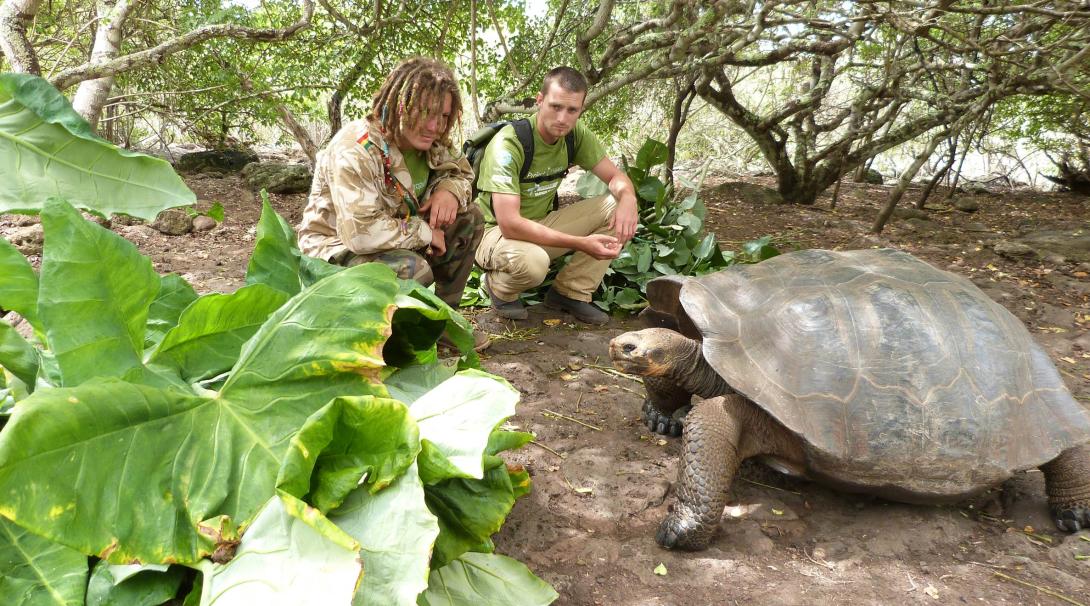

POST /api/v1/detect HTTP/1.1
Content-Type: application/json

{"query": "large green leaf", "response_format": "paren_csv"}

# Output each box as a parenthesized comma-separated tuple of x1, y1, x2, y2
(417, 553, 557, 606)
(0, 322, 38, 389)
(409, 370, 519, 482)
(0, 517, 87, 606)
(634, 138, 668, 171)
(329, 462, 439, 606)
(148, 284, 289, 381)
(198, 494, 361, 606)
(85, 561, 184, 606)
(0, 74, 194, 219)
(278, 396, 420, 513)
(144, 274, 198, 352)
(0, 237, 40, 332)
(245, 196, 306, 296)
(38, 199, 159, 385)
(425, 460, 519, 568)
(575, 171, 609, 199)
(0, 264, 401, 564)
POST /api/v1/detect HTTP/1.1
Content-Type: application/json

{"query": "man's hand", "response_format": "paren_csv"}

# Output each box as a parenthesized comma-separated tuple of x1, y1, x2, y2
(419, 189, 459, 229)
(580, 234, 622, 260)
(429, 227, 447, 257)
(609, 196, 639, 243)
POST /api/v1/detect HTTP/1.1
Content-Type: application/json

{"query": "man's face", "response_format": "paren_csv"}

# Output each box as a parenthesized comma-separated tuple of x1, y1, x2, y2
(401, 93, 453, 151)
(535, 82, 585, 142)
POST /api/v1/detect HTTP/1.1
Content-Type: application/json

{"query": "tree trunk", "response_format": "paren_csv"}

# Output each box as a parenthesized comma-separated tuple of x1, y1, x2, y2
(665, 77, 696, 187)
(72, 0, 138, 130)
(276, 103, 318, 167)
(327, 53, 371, 140)
(873, 134, 945, 233)
(915, 135, 958, 208)
(0, 0, 42, 74)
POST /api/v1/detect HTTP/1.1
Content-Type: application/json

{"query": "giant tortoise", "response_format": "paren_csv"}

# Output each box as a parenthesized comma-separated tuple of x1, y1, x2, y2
(609, 248, 1090, 550)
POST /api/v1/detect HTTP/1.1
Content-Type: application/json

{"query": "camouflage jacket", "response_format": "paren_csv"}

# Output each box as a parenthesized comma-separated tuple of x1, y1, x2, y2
(298, 118, 474, 261)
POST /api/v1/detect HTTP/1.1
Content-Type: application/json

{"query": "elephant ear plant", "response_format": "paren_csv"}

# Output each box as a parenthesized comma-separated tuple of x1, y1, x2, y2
(0, 74, 556, 606)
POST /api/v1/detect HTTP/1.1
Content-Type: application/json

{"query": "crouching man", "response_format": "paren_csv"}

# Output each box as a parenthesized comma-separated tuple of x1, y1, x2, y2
(298, 56, 488, 350)
(473, 67, 638, 325)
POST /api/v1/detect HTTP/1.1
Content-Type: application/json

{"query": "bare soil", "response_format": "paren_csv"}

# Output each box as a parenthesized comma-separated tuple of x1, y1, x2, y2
(4, 172, 1088, 605)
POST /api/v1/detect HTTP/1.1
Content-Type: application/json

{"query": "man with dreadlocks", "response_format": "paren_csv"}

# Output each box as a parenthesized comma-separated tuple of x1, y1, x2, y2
(298, 56, 488, 350)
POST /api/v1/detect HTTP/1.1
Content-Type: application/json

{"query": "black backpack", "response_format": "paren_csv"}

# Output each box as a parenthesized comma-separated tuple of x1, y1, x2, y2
(463, 118, 575, 212)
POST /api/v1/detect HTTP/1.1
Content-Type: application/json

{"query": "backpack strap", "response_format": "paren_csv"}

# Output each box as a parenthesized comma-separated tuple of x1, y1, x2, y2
(511, 119, 536, 183)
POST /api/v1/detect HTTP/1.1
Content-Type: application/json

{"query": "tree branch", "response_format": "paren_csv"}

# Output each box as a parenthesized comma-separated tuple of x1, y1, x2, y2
(50, 0, 315, 90)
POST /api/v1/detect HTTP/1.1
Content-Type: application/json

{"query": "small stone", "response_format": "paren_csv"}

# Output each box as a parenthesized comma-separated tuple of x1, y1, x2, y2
(192, 215, 218, 232)
(892, 207, 930, 221)
(963, 222, 990, 233)
(152, 208, 194, 236)
(953, 196, 980, 212)
(111, 214, 145, 226)
(993, 240, 1035, 259)
(9, 223, 44, 255)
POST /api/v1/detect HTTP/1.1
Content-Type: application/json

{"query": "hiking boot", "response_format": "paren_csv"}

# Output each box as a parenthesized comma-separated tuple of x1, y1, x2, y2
(438, 329, 492, 353)
(482, 275, 528, 320)
(544, 287, 610, 325)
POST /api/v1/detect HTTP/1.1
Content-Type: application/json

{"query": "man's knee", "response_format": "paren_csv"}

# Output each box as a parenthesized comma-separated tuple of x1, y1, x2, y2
(349, 249, 434, 285)
(499, 246, 550, 287)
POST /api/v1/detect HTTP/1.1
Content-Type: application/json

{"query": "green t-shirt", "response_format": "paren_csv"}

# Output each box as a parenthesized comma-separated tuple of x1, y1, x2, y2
(402, 149, 431, 199)
(474, 115, 607, 224)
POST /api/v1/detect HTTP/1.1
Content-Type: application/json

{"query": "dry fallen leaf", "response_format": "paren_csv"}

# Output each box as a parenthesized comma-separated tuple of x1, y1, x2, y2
(560, 372, 576, 381)
(924, 585, 939, 599)
(656, 439, 667, 446)
(574, 487, 593, 495)
(593, 385, 609, 392)
(1060, 356, 1077, 364)
(1074, 271, 1088, 278)
(543, 319, 561, 327)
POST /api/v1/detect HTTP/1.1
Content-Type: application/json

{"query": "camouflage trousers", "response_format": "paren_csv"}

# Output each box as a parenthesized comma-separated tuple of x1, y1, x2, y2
(333, 205, 484, 307)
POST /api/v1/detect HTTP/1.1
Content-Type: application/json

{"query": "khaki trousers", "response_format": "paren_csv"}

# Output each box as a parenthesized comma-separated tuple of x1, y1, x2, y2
(475, 194, 617, 302)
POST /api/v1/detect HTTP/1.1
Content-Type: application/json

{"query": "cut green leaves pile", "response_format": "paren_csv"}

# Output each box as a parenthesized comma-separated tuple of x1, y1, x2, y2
(0, 75, 554, 605)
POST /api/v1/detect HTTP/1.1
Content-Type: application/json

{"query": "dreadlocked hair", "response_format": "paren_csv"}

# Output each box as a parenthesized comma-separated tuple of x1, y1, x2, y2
(371, 57, 463, 148)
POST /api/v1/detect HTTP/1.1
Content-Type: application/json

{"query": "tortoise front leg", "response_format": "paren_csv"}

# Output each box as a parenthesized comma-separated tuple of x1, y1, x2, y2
(643, 376, 692, 437)
(1041, 443, 1090, 532)
(657, 395, 744, 550)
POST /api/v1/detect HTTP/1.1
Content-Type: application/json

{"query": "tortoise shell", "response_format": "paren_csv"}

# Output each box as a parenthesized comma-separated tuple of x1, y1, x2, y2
(647, 249, 1090, 500)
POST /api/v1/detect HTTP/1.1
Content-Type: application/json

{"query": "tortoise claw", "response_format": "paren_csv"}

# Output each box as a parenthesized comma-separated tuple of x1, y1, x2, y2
(656, 511, 711, 551)
(642, 401, 689, 437)
(1052, 505, 1090, 532)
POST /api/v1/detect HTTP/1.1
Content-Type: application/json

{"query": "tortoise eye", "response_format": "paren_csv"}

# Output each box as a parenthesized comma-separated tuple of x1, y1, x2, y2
(622, 343, 637, 354)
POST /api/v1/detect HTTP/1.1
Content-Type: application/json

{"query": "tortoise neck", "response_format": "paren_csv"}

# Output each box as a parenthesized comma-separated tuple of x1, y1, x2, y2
(666, 336, 731, 398)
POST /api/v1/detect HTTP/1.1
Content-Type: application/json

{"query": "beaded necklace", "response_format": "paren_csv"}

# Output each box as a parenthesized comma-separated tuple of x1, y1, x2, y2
(357, 130, 421, 234)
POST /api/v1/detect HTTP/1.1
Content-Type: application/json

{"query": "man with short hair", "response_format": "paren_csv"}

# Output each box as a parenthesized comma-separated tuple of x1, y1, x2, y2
(473, 66, 638, 325)
(298, 56, 488, 350)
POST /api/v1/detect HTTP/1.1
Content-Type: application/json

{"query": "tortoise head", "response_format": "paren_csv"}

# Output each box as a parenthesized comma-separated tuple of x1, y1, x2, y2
(609, 328, 696, 377)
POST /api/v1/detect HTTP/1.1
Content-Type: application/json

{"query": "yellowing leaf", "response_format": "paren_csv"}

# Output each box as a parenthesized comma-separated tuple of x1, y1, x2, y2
(771, 508, 784, 516)
(653, 563, 667, 576)
(1060, 357, 1077, 364)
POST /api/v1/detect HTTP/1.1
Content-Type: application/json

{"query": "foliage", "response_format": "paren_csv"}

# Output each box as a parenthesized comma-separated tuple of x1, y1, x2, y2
(0, 73, 194, 219)
(591, 138, 779, 311)
(0, 80, 554, 605)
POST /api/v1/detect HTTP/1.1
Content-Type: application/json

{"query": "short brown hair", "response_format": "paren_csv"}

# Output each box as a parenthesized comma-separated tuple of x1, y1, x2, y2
(371, 57, 463, 147)
(540, 66, 588, 98)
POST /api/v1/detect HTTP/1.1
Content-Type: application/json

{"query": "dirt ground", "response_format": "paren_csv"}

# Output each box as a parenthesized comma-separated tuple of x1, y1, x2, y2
(3, 171, 1088, 605)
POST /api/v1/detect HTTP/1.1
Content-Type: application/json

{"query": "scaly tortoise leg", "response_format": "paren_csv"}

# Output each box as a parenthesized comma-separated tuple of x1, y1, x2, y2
(642, 376, 692, 437)
(657, 395, 743, 550)
(1041, 443, 1090, 532)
